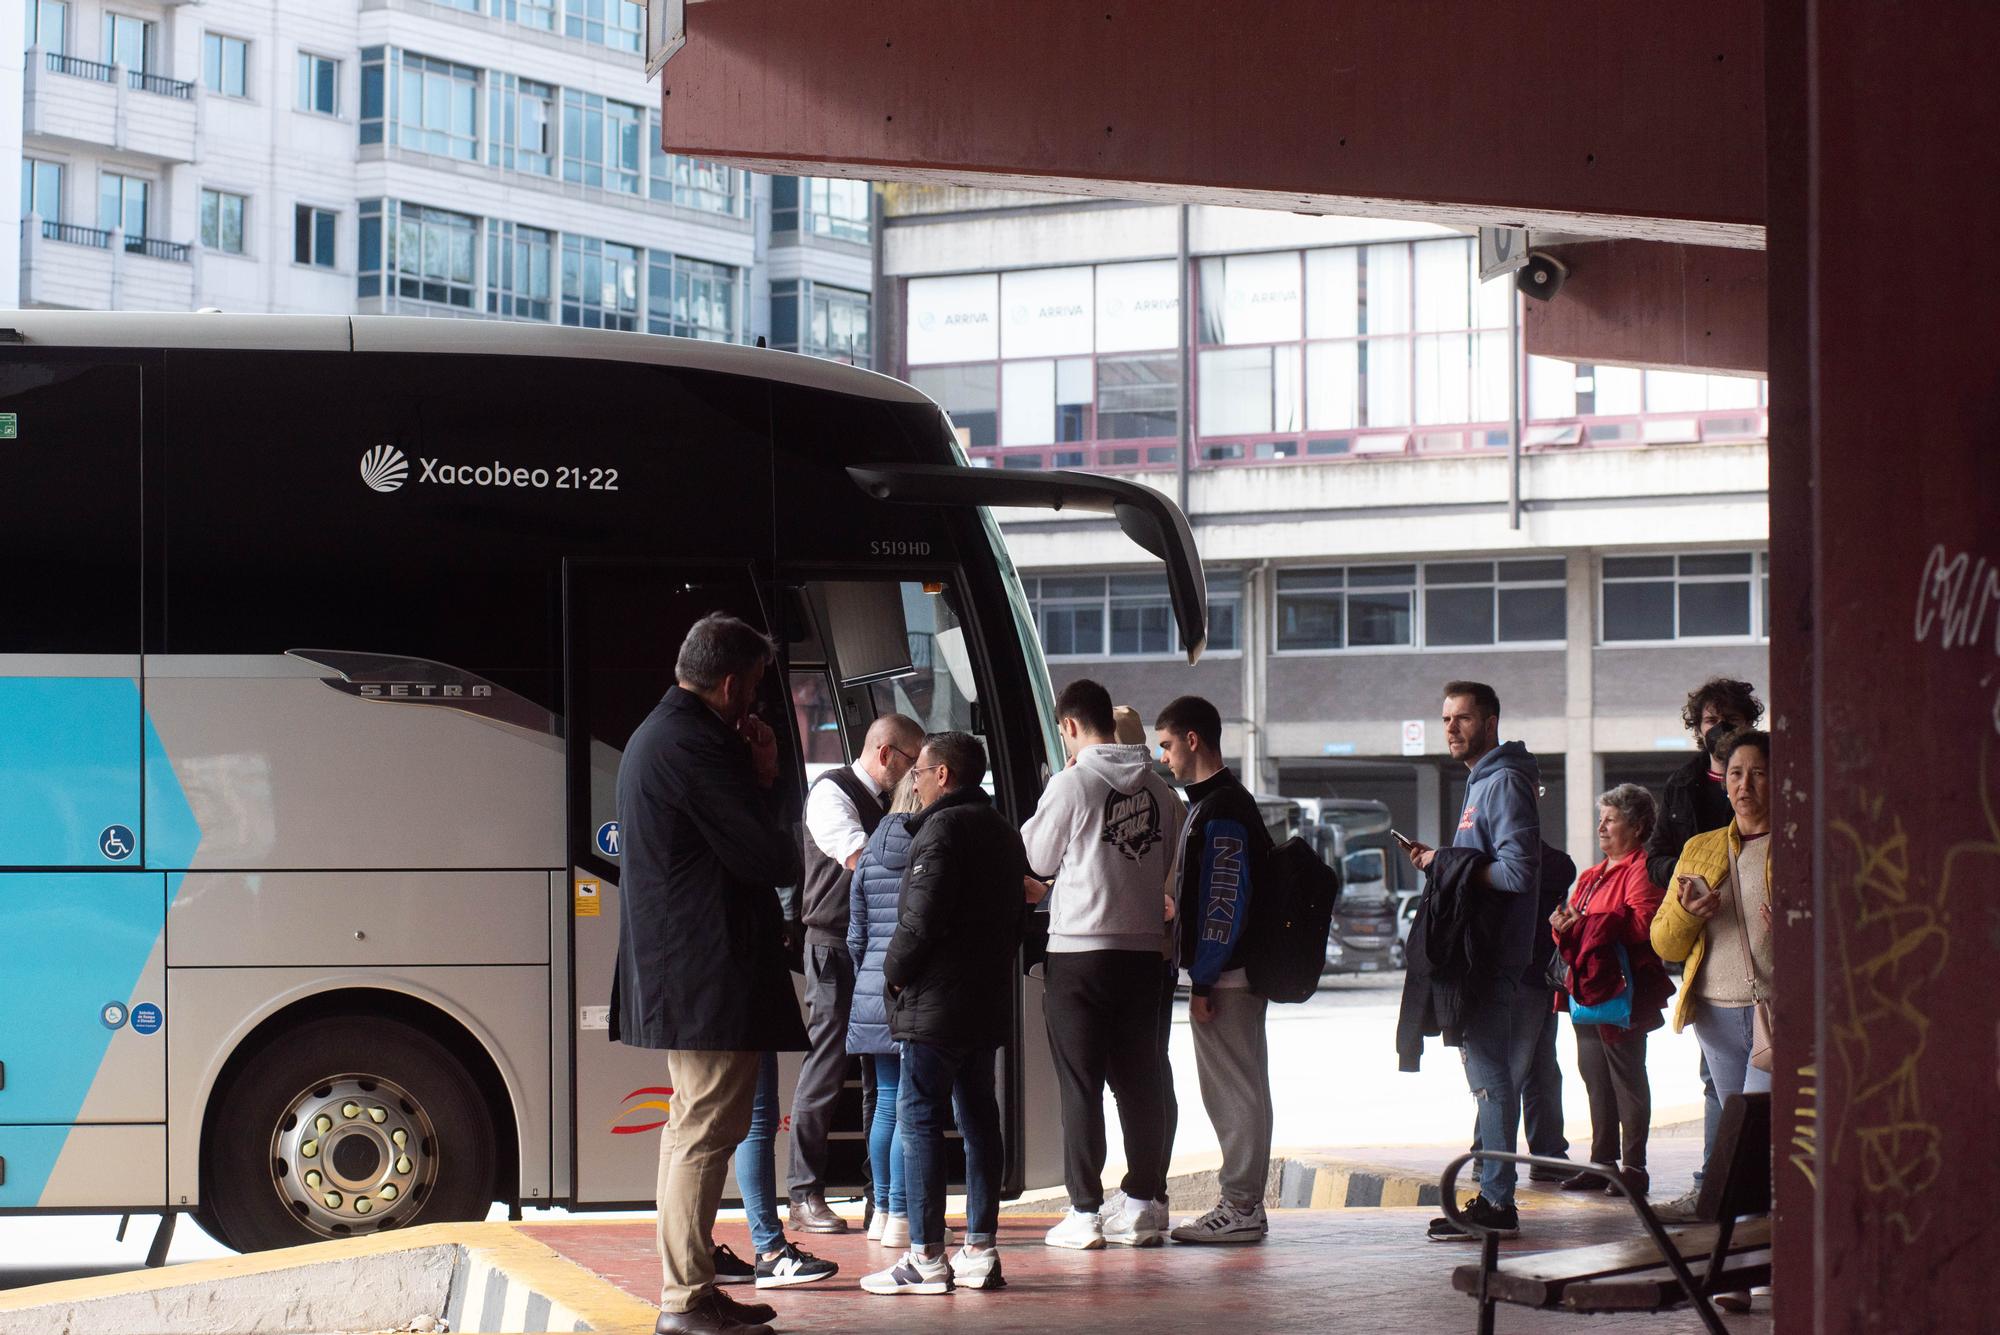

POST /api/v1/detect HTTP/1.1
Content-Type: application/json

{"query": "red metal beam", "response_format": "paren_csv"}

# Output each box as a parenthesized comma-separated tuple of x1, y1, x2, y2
(662, 0, 1765, 245)
(1523, 241, 1767, 373)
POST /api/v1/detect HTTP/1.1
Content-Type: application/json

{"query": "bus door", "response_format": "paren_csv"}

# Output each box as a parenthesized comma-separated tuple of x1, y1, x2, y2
(0, 359, 169, 1210)
(563, 561, 805, 1206)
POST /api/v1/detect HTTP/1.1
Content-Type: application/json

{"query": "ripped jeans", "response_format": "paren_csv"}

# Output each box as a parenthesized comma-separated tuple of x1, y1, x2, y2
(1459, 979, 1547, 1210)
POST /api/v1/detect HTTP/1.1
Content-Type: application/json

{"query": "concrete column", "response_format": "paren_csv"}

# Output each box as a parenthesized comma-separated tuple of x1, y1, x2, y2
(1563, 551, 1599, 861)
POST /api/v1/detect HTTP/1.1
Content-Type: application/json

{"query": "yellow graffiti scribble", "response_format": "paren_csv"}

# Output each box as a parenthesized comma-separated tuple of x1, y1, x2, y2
(1789, 1063, 1818, 1190)
(1829, 791, 1948, 1245)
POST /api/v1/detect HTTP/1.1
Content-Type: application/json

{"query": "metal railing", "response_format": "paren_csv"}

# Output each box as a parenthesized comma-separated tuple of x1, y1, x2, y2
(128, 69, 194, 99)
(40, 220, 114, 249)
(125, 235, 192, 263)
(46, 50, 116, 83)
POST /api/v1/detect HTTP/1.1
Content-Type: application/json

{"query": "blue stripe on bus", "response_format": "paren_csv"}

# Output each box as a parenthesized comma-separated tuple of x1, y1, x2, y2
(0, 677, 143, 867)
(0, 686, 203, 1206)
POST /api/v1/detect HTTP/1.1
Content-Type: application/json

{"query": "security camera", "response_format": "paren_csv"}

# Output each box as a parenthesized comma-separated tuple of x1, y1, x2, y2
(1515, 251, 1568, 302)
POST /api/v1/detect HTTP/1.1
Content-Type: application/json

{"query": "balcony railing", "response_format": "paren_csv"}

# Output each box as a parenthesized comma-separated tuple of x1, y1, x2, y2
(46, 51, 116, 83)
(41, 219, 114, 249)
(965, 408, 1769, 474)
(125, 235, 191, 263)
(128, 69, 194, 99)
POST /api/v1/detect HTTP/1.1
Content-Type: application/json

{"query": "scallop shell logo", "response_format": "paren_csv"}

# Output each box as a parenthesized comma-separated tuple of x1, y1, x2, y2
(359, 444, 409, 493)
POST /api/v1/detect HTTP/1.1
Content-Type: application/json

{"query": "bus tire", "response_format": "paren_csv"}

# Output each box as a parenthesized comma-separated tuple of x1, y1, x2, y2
(202, 1015, 497, 1253)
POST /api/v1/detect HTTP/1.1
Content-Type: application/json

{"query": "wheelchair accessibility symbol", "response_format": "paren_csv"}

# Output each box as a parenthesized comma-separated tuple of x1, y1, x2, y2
(595, 821, 621, 858)
(99, 824, 136, 861)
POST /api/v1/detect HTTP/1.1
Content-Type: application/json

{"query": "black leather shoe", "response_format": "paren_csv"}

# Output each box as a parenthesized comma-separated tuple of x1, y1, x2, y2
(1612, 1167, 1650, 1198)
(655, 1289, 773, 1334)
(713, 1288, 777, 1325)
(1527, 1163, 1575, 1183)
(1559, 1171, 1612, 1192)
(788, 1194, 850, 1233)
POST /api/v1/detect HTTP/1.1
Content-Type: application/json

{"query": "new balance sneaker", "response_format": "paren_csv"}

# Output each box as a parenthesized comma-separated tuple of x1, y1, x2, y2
(1169, 1200, 1267, 1244)
(1426, 1195, 1520, 1242)
(1100, 1194, 1168, 1247)
(1044, 1208, 1106, 1250)
(860, 1251, 954, 1296)
(949, 1244, 1006, 1290)
(1653, 1186, 1702, 1222)
(754, 1241, 838, 1289)
(710, 1243, 756, 1285)
(866, 1211, 886, 1242)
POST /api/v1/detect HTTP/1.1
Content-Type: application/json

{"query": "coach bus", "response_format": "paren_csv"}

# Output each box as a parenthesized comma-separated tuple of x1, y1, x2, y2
(0, 311, 1206, 1252)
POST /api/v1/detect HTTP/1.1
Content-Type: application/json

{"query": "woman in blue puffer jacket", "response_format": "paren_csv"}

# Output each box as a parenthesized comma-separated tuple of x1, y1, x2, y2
(848, 778, 922, 1247)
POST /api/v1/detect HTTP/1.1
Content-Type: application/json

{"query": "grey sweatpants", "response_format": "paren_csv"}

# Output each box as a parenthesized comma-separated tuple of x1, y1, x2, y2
(1190, 987, 1273, 1208)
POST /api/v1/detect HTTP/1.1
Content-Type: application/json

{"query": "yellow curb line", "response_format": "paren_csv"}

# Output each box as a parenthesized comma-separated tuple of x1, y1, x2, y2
(469, 1223, 661, 1334)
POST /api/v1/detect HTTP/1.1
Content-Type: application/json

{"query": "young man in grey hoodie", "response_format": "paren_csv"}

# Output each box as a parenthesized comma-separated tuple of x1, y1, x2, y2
(1021, 679, 1185, 1250)
(1406, 680, 1544, 1242)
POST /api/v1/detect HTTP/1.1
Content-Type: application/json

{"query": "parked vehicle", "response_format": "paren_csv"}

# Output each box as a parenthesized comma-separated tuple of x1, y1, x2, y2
(1297, 798, 1400, 977)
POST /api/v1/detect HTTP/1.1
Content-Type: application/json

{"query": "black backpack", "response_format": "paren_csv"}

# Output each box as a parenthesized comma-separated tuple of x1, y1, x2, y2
(1246, 836, 1342, 1003)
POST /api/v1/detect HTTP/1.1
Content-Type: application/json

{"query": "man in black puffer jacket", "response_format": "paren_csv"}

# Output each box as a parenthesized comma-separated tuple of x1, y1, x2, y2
(863, 732, 1027, 1298)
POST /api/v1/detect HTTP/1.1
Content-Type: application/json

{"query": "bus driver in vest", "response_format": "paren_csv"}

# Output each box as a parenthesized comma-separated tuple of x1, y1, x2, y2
(789, 712, 925, 1232)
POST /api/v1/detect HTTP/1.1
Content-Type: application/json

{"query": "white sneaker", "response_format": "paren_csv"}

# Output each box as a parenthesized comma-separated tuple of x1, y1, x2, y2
(949, 1244, 1006, 1290)
(860, 1250, 953, 1296)
(1170, 1199, 1267, 1244)
(1044, 1208, 1106, 1250)
(878, 1214, 908, 1249)
(866, 1211, 885, 1242)
(1101, 1194, 1168, 1247)
(1095, 1189, 1130, 1222)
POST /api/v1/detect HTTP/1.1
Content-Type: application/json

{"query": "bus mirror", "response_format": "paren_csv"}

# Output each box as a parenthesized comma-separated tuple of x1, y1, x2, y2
(934, 625, 978, 704)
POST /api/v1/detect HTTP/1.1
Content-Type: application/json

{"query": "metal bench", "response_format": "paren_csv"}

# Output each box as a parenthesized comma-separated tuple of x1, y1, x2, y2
(1443, 1091, 1772, 1334)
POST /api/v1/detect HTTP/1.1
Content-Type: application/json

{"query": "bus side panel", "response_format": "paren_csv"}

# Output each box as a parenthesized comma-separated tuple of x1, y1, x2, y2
(165, 965, 552, 1208)
(0, 1126, 163, 1210)
(0, 672, 143, 867)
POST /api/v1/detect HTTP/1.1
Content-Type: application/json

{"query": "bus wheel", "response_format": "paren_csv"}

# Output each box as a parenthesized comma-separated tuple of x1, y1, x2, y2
(203, 1016, 497, 1252)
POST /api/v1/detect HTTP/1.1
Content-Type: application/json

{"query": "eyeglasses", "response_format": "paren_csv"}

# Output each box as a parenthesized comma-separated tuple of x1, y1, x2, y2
(910, 764, 944, 778)
(886, 744, 919, 764)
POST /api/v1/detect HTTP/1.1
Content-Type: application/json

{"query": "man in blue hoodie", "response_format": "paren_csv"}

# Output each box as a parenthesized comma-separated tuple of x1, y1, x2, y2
(1405, 681, 1543, 1241)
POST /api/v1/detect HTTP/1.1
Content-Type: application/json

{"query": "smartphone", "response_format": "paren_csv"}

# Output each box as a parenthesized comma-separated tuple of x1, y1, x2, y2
(1390, 829, 1415, 849)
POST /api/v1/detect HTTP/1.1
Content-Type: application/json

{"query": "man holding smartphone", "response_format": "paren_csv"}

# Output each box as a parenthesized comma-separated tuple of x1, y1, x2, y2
(1403, 681, 1544, 1242)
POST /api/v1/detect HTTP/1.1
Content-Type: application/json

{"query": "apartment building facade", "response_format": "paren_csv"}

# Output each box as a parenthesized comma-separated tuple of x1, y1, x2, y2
(7, 0, 872, 358)
(881, 187, 1773, 862)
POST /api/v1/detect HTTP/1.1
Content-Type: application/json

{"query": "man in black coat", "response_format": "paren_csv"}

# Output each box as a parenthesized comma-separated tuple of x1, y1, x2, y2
(860, 731, 1027, 1298)
(611, 612, 808, 1335)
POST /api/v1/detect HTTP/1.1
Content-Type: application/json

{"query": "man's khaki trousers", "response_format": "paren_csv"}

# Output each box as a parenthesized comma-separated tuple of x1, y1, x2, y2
(655, 1049, 760, 1313)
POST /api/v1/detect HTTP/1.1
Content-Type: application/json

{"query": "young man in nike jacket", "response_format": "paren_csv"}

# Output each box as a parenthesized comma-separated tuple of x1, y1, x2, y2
(1154, 694, 1274, 1245)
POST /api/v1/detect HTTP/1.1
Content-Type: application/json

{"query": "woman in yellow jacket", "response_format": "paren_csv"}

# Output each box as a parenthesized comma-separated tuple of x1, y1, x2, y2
(1650, 729, 1773, 1104)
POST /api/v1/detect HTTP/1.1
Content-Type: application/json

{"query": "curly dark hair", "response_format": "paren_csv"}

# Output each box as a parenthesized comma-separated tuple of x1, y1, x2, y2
(1680, 677, 1764, 734)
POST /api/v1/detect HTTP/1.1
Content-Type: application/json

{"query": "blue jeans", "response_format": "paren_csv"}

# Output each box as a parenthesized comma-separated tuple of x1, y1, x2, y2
(1459, 979, 1546, 1209)
(733, 1052, 785, 1256)
(897, 1041, 1001, 1253)
(869, 1052, 907, 1217)
(1691, 1003, 1772, 1109)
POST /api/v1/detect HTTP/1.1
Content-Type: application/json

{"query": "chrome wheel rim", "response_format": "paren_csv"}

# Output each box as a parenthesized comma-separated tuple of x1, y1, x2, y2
(269, 1074, 438, 1237)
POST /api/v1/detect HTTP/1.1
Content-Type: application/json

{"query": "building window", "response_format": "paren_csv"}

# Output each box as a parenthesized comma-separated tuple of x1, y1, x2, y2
(431, 0, 483, 11)
(909, 365, 998, 448)
(647, 254, 738, 341)
(647, 129, 741, 214)
(26, 0, 67, 55)
(561, 90, 642, 195)
(357, 199, 476, 308)
(294, 204, 336, 268)
(489, 73, 555, 175)
(1025, 572, 1241, 657)
(101, 11, 153, 73)
(1097, 353, 1178, 440)
(200, 189, 247, 255)
(1001, 357, 1094, 446)
(772, 279, 872, 367)
(563, 0, 643, 53)
(21, 158, 63, 222)
(203, 33, 249, 97)
(1423, 558, 1567, 647)
(361, 49, 478, 160)
(488, 220, 553, 320)
(503, 0, 558, 31)
(297, 52, 338, 115)
(560, 235, 640, 330)
(1276, 565, 1417, 651)
(772, 176, 871, 243)
(98, 171, 149, 238)
(1601, 551, 1765, 643)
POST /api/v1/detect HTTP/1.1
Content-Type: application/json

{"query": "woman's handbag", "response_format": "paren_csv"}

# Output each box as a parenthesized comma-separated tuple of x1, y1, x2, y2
(1569, 940, 1634, 1028)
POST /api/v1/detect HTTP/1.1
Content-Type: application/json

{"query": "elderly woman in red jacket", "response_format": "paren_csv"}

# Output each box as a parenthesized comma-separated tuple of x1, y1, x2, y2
(1550, 783, 1671, 1197)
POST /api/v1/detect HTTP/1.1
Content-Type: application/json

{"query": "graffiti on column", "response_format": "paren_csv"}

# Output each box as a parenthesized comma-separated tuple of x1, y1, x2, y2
(1788, 1063, 1818, 1191)
(1912, 543, 2000, 732)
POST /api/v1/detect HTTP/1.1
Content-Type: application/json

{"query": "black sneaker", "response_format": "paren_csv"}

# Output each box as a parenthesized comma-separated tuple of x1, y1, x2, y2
(755, 1241, 839, 1288)
(1426, 1195, 1520, 1242)
(711, 1243, 756, 1285)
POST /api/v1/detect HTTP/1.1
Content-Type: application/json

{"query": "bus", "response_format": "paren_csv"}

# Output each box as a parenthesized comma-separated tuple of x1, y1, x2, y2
(0, 311, 1207, 1253)
(1295, 798, 1400, 974)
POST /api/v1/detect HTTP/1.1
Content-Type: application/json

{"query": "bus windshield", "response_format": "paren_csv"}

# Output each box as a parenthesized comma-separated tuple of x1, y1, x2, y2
(979, 503, 1063, 778)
